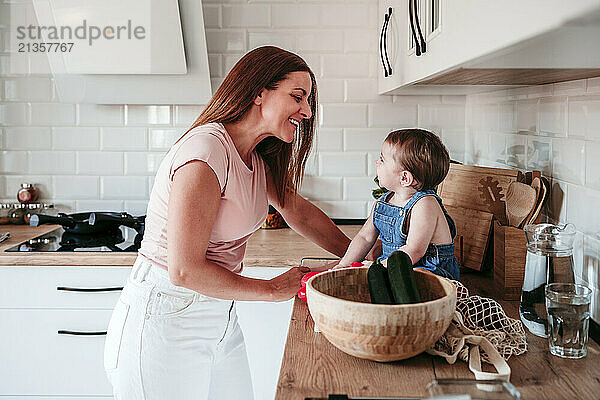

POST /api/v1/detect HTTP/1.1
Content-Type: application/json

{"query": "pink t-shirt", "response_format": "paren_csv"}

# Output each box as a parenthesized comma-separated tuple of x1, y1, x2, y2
(138, 122, 268, 274)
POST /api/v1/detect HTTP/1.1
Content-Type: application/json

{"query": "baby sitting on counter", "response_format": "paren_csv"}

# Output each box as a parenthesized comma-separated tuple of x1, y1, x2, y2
(332, 128, 460, 281)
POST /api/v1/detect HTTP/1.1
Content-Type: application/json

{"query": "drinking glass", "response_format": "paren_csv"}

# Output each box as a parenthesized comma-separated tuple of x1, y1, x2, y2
(545, 283, 592, 359)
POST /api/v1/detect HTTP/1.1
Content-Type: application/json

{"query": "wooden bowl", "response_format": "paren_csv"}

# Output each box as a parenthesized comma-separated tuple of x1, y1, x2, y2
(306, 267, 456, 362)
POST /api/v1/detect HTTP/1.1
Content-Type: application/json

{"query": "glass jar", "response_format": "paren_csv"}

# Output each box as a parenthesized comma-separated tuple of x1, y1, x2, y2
(23, 203, 42, 225)
(17, 183, 39, 203)
(8, 204, 27, 224)
(0, 204, 11, 225)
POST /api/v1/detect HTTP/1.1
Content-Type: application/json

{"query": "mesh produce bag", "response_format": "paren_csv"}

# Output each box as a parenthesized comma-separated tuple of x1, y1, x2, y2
(427, 280, 527, 380)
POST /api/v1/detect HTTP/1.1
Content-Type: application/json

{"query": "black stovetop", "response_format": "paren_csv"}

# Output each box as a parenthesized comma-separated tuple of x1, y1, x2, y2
(5, 225, 142, 252)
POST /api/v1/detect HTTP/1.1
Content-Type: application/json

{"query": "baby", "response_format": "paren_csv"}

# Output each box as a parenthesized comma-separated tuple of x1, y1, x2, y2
(335, 128, 459, 280)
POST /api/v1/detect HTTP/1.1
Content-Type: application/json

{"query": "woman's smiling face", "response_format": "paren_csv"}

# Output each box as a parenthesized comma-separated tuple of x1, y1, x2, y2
(257, 71, 313, 143)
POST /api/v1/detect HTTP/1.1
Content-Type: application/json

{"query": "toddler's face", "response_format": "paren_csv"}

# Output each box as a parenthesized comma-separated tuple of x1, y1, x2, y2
(375, 141, 400, 189)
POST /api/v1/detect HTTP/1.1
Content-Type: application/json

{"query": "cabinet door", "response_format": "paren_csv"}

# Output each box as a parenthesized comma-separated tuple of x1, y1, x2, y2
(0, 309, 113, 396)
(238, 267, 294, 400)
(0, 266, 130, 309)
(378, 0, 407, 94)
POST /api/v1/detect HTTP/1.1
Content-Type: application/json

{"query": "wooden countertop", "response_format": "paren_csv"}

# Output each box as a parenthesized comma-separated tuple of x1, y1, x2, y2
(275, 270, 600, 400)
(0, 225, 361, 267)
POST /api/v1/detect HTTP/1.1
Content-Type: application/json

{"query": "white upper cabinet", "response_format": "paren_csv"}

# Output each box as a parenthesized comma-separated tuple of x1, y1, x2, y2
(378, 0, 600, 95)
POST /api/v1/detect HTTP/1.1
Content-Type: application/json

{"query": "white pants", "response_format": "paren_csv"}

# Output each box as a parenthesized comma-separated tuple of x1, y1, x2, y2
(104, 256, 254, 400)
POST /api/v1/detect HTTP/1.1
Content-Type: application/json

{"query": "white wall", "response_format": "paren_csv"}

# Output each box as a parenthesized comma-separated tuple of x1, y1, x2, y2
(0, 0, 466, 218)
(465, 78, 600, 323)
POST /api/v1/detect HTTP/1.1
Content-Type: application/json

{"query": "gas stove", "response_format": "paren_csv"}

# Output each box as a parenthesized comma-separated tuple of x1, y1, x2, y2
(5, 225, 142, 252)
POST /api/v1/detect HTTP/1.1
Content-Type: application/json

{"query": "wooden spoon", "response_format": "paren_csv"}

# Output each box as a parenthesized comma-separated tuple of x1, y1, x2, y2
(524, 178, 547, 226)
(523, 177, 542, 227)
(505, 182, 537, 228)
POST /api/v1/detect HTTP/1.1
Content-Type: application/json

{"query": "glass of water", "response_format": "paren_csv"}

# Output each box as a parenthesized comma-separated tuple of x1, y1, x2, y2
(545, 283, 592, 359)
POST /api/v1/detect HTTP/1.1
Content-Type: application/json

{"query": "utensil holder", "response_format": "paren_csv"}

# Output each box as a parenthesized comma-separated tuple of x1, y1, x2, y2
(493, 220, 527, 300)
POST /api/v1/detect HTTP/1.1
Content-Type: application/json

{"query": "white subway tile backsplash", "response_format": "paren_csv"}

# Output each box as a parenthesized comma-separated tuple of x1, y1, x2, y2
(53, 176, 99, 199)
(367, 152, 378, 176)
(248, 31, 295, 51)
(5, 127, 51, 150)
(322, 54, 370, 78)
(317, 79, 344, 102)
(525, 84, 553, 99)
(3, 77, 52, 102)
(315, 128, 342, 151)
(75, 200, 124, 213)
(345, 79, 391, 103)
(441, 129, 466, 162)
(320, 4, 375, 27)
(320, 152, 366, 177)
(222, 4, 269, 28)
(568, 96, 600, 141)
(313, 200, 367, 219)
(585, 141, 600, 190)
(516, 99, 537, 133)
(127, 106, 171, 126)
(321, 104, 367, 128)
(271, 5, 322, 28)
(124, 200, 149, 216)
(297, 31, 343, 52)
(418, 104, 465, 130)
(344, 128, 388, 151)
(442, 96, 467, 105)
(552, 138, 585, 185)
(52, 127, 100, 150)
(499, 102, 516, 133)
(202, 4, 221, 29)
(553, 79, 586, 96)
(30, 103, 75, 126)
(539, 97, 566, 136)
(343, 29, 377, 53)
(223, 54, 243, 76)
(588, 77, 600, 94)
(505, 134, 527, 170)
(28, 151, 75, 174)
(369, 103, 417, 128)
(101, 176, 148, 199)
(77, 152, 123, 175)
(78, 104, 124, 126)
(205, 29, 245, 53)
(344, 177, 377, 201)
(299, 176, 342, 200)
(0, 151, 27, 173)
(488, 133, 506, 165)
(0, 103, 28, 126)
(568, 185, 600, 236)
(526, 136, 552, 176)
(101, 127, 147, 151)
(149, 129, 181, 151)
(174, 106, 202, 127)
(125, 152, 164, 175)
(394, 95, 442, 105)
(208, 54, 222, 78)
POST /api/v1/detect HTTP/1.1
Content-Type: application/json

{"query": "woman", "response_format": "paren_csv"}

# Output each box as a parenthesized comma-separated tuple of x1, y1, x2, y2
(103, 46, 369, 399)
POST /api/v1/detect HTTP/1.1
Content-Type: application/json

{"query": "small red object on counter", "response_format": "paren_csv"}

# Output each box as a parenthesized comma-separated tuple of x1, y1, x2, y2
(349, 262, 364, 268)
(297, 271, 325, 302)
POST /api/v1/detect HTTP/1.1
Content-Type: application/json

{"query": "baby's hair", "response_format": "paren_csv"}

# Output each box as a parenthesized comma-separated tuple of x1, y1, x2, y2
(384, 128, 450, 190)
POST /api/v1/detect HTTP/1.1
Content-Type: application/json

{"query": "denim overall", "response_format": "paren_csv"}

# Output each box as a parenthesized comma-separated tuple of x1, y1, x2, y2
(373, 189, 460, 280)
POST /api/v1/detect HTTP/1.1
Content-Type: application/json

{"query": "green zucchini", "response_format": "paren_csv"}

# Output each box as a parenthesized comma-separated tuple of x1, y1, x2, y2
(367, 260, 395, 304)
(387, 250, 421, 304)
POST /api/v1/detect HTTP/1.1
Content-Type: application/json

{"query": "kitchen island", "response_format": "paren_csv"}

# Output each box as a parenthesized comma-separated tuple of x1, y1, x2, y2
(275, 270, 600, 400)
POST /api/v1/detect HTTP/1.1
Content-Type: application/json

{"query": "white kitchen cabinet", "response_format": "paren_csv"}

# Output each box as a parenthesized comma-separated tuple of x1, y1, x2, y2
(0, 265, 293, 400)
(0, 265, 129, 398)
(379, 0, 600, 95)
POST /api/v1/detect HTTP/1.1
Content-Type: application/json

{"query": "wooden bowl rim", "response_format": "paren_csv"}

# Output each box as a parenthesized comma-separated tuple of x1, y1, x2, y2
(306, 267, 456, 309)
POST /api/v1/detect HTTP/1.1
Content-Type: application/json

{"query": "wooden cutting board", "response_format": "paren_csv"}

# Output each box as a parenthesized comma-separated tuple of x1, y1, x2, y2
(438, 164, 522, 214)
(445, 204, 493, 271)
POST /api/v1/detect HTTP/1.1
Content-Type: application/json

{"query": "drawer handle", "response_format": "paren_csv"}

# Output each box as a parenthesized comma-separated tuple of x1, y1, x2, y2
(57, 286, 124, 292)
(58, 330, 107, 336)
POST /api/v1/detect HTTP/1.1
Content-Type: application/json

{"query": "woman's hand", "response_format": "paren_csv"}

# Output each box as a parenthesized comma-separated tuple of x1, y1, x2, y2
(268, 266, 311, 302)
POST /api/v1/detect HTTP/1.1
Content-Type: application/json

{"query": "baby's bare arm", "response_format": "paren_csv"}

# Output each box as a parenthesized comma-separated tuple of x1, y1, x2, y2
(399, 196, 440, 264)
(335, 205, 379, 268)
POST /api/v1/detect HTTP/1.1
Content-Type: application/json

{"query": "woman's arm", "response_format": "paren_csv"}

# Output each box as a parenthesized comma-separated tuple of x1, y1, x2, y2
(266, 173, 351, 258)
(167, 161, 307, 302)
